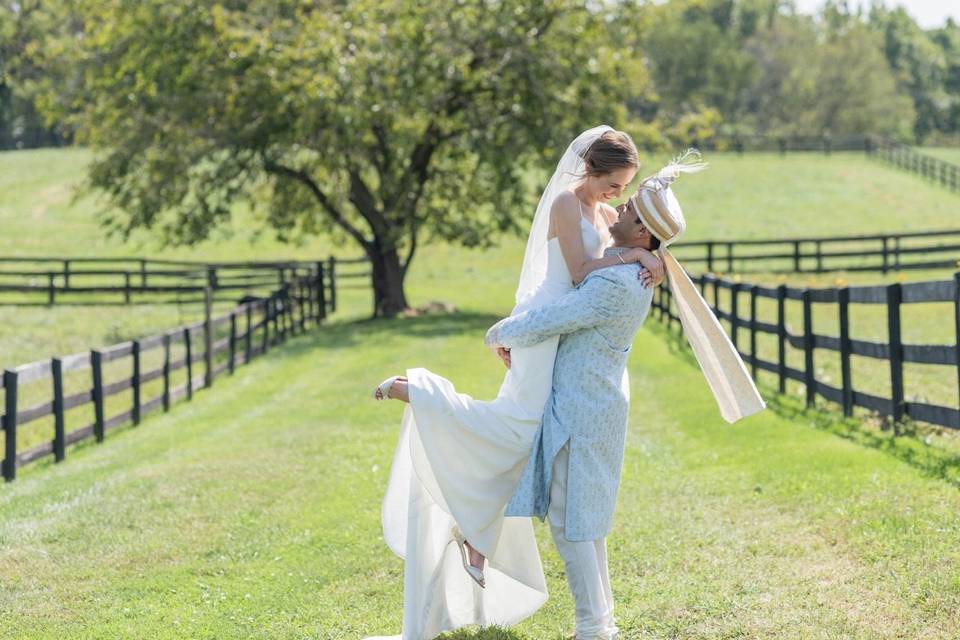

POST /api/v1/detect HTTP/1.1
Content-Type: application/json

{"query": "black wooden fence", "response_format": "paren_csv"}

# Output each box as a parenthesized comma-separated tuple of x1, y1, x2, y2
(0, 256, 329, 306)
(670, 229, 960, 275)
(868, 138, 960, 193)
(684, 133, 873, 155)
(651, 271, 960, 431)
(1, 269, 331, 482)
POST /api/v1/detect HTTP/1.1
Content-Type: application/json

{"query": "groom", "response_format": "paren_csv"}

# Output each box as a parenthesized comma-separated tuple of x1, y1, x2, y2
(484, 199, 659, 639)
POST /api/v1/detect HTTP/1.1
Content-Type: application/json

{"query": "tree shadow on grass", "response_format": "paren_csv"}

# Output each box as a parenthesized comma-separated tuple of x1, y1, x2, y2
(647, 321, 960, 488)
(272, 310, 503, 355)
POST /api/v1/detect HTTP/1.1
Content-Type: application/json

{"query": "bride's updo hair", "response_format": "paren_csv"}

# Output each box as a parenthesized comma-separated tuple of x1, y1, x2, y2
(581, 130, 639, 177)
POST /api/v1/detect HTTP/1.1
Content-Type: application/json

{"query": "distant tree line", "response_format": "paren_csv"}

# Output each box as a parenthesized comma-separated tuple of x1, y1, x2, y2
(0, 0, 957, 315)
(609, 0, 959, 148)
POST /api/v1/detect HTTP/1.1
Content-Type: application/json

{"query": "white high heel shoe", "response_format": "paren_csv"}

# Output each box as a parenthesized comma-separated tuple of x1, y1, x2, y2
(451, 525, 486, 588)
(372, 376, 402, 400)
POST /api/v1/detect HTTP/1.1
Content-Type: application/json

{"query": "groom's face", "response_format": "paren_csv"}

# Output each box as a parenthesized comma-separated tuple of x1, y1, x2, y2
(610, 199, 653, 249)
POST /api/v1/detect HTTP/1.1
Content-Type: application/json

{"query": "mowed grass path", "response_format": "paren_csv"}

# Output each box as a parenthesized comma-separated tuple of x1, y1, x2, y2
(1, 311, 959, 639)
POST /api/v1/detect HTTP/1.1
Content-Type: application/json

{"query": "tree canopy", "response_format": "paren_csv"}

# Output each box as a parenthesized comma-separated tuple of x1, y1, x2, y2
(19, 0, 645, 315)
(5, 0, 960, 314)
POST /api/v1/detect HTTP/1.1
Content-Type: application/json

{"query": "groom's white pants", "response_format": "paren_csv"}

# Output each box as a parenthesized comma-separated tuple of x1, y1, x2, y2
(547, 443, 619, 640)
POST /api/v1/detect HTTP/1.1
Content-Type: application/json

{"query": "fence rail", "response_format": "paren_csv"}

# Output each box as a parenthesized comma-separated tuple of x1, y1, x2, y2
(670, 229, 960, 275)
(685, 133, 874, 155)
(651, 271, 960, 431)
(0, 256, 368, 307)
(0, 266, 332, 482)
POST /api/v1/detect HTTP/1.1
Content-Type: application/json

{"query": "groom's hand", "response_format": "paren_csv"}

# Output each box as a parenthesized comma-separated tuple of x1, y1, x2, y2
(495, 346, 512, 369)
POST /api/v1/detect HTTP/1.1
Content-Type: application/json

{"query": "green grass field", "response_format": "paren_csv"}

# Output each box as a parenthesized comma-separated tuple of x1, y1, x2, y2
(919, 147, 960, 165)
(3, 145, 959, 467)
(2, 146, 960, 637)
(2, 307, 960, 638)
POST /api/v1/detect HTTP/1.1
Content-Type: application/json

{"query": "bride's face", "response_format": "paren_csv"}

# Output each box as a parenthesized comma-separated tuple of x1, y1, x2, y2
(588, 167, 638, 203)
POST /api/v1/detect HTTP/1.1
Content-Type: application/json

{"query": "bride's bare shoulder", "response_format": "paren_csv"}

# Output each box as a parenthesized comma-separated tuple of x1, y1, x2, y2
(549, 190, 579, 220)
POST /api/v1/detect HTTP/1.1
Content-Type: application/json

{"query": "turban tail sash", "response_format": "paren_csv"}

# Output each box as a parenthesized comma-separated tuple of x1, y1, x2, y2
(661, 248, 766, 423)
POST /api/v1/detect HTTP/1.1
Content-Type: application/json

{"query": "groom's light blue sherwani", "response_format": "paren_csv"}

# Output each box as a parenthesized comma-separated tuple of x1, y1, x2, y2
(485, 251, 653, 542)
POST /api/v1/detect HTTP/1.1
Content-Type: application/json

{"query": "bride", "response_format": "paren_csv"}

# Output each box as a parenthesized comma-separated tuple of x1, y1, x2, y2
(365, 126, 662, 639)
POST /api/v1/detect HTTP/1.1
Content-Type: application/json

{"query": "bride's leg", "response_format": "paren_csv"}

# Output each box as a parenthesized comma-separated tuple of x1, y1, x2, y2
(464, 540, 486, 572)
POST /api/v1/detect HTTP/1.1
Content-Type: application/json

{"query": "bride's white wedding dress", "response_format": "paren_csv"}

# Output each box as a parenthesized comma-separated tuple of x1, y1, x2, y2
(366, 215, 610, 639)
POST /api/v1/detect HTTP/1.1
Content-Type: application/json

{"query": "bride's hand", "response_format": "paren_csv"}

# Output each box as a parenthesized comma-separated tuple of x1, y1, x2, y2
(494, 346, 512, 369)
(623, 248, 665, 286)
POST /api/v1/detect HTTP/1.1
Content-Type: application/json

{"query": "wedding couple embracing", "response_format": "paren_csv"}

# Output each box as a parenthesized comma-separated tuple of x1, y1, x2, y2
(364, 125, 765, 639)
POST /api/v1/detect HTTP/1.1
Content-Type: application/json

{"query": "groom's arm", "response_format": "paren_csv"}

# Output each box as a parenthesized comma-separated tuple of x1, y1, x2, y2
(485, 272, 628, 349)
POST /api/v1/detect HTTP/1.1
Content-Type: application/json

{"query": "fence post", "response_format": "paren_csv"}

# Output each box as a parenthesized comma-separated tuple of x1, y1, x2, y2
(63, 259, 71, 288)
(815, 240, 823, 272)
(954, 273, 960, 415)
(140, 259, 147, 287)
(91, 350, 105, 442)
(886, 283, 904, 432)
(749, 285, 758, 379)
(793, 241, 801, 272)
(263, 298, 271, 352)
(184, 327, 194, 400)
(288, 285, 296, 335)
(802, 290, 815, 408)
(730, 283, 741, 351)
(207, 266, 218, 293)
(52, 357, 65, 462)
(328, 256, 337, 313)
(229, 312, 237, 375)
(245, 304, 253, 363)
(124, 271, 131, 304)
(274, 291, 283, 342)
(299, 279, 307, 332)
(316, 261, 327, 321)
(204, 287, 213, 388)
(3, 369, 18, 481)
(132, 340, 141, 425)
(712, 277, 720, 317)
(777, 285, 787, 394)
(304, 272, 314, 323)
(778, 137, 786, 156)
(47, 273, 55, 306)
(838, 287, 853, 417)
(706, 242, 714, 273)
(162, 334, 171, 411)
(881, 237, 889, 274)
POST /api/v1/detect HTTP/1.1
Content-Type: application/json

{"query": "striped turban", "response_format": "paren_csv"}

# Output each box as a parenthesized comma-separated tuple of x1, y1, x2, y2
(628, 150, 766, 424)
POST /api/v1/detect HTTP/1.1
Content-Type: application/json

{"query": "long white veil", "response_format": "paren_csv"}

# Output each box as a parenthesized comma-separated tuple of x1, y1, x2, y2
(514, 124, 614, 305)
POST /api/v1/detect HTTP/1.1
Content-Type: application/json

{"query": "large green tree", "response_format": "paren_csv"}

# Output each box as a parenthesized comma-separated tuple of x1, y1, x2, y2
(27, 0, 645, 316)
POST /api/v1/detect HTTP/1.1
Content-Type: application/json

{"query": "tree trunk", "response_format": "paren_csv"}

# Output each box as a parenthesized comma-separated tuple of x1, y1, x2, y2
(369, 246, 409, 318)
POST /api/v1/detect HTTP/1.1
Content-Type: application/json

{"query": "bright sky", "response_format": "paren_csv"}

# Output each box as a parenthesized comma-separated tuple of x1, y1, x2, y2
(794, 0, 959, 28)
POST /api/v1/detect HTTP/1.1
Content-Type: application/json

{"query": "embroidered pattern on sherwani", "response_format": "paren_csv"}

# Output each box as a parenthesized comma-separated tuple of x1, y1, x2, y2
(485, 260, 653, 541)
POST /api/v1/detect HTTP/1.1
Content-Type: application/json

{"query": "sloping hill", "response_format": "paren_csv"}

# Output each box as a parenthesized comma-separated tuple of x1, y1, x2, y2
(3, 147, 959, 258)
